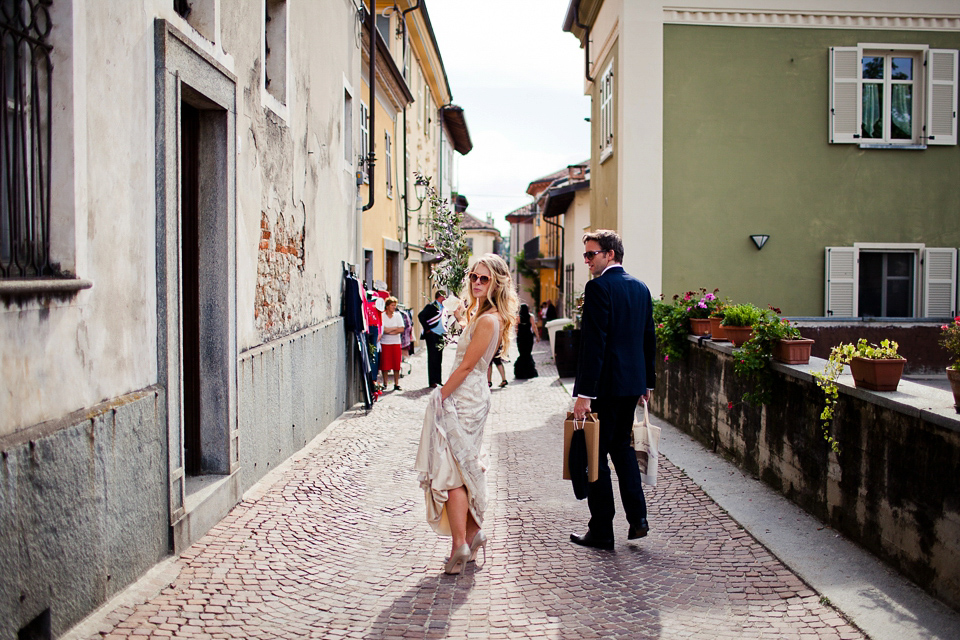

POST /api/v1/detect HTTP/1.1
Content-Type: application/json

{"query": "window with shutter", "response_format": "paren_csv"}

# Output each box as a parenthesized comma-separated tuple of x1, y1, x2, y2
(830, 47, 859, 144)
(829, 44, 958, 147)
(599, 61, 614, 162)
(923, 248, 957, 316)
(825, 247, 858, 317)
(927, 49, 958, 146)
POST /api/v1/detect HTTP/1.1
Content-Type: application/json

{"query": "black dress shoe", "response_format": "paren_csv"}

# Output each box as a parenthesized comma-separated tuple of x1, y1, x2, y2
(628, 519, 649, 540)
(570, 530, 614, 550)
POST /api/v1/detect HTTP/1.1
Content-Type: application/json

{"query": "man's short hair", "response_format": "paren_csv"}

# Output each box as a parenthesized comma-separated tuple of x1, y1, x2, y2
(582, 229, 624, 263)
(434, 290, 446, 300)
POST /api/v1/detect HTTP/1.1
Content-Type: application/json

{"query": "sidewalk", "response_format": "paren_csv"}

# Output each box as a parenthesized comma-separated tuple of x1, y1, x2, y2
(64, 339, 958, 639)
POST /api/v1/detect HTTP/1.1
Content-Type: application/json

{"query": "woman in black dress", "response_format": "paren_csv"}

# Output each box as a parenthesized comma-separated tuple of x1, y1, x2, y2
(513, 304, 539, 379)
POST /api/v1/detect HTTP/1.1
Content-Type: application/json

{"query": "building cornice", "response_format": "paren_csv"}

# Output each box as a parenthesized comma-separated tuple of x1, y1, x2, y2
(663, 7, 960, 31)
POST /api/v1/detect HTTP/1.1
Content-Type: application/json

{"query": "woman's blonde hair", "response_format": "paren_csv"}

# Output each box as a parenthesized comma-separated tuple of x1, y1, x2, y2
(385, 296, 398, 308)
(465, 253, 518, 352)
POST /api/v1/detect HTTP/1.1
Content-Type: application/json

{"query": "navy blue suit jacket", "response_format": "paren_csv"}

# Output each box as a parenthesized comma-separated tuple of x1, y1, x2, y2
(572, 266, 656, 399)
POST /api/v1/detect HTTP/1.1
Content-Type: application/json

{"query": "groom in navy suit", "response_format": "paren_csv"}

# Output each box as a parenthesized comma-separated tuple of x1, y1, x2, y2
(571, 229, 656, 551)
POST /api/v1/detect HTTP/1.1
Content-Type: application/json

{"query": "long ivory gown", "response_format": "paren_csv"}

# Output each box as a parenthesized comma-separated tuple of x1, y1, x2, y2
(415, 314, 500, 535)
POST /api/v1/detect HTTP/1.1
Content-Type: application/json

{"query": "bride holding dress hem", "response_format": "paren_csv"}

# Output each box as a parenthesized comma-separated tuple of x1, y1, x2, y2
(414, 253, 518, 575)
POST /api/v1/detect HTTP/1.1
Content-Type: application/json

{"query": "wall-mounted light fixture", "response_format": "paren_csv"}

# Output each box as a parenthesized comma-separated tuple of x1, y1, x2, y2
(750, 234, 770, 250)
(408, 175, 429, 215)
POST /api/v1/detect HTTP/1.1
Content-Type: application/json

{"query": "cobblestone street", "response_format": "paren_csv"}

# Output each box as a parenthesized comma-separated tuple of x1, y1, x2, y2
(73, 342, 864, 639)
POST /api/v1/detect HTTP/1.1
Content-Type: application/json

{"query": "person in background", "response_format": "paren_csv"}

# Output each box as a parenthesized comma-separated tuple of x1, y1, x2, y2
(379, 296, 405, 391)
(513, 303, 539, 379)
(418, 291, 447, 389)
(486, 347, 508, 388)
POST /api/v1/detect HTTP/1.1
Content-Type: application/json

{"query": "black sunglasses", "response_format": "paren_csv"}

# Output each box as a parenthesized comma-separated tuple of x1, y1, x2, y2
(583, 250, 609, 260)
(468, 272, 491, 285)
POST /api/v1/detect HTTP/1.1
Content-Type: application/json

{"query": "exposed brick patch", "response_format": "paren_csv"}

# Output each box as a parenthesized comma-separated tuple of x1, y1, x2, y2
(255, 210, 304, 339)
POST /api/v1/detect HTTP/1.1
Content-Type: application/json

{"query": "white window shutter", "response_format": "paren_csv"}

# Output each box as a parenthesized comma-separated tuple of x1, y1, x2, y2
(926, 49, 958, 146)
(830, 47, 860, 144)
(825, 247, 858, 316)
(923, 248, 957, 316)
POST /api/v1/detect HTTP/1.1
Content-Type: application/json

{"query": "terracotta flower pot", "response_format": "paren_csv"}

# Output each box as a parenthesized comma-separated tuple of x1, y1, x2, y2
(724, 325, 754, 347)
(773, 338, 815, 365)
(947, 367, 960, 414)
(848, 357, 906, 392)
(709, 316, 728, 342)
(690, 318, 711, 336)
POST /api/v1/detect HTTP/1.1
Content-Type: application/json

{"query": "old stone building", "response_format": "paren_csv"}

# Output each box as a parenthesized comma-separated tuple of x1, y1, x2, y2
(0, 1, 402, 636)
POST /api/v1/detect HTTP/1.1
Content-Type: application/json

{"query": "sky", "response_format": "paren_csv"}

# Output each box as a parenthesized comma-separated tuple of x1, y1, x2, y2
(424, 0, 591, 238)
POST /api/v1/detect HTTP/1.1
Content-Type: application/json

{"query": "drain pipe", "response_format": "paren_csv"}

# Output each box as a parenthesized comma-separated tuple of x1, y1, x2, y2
(362, 3, 376, 212)
(566, 0, 593, 83)
(401, 1, 422, 258)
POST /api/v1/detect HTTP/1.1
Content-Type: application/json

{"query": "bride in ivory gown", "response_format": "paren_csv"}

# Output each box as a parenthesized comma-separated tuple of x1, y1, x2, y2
(415, 254, 518, 574)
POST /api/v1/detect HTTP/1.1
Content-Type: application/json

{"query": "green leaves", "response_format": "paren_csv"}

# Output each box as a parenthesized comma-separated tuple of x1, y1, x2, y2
(420, 174, 468, 297)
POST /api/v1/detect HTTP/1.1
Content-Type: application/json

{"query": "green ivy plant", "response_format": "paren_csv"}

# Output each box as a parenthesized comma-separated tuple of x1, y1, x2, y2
(812, 338, 902, 455)
(654, 295, 691, 362)
(733, 307, 804, 406)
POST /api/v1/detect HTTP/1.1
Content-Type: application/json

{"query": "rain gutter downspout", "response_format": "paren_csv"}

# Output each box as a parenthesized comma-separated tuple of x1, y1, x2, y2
(362, 4, 376, 212)
(401, 1, 421, 258)
(568, 0, 593, 83)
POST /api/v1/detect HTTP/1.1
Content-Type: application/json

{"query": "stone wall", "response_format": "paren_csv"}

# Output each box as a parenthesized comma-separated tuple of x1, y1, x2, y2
(238, 318, 350, 490)
(650, 338, 960, 610)
(0, 388, 168, 638)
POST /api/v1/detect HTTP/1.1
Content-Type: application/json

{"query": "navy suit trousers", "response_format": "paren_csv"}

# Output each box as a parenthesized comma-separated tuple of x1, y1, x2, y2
(587, 395, 648, 537)
(425, 332, 444, 387)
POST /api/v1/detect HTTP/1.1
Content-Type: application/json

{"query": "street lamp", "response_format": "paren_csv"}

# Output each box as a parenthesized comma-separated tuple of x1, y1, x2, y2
(407, 175, 429, 213)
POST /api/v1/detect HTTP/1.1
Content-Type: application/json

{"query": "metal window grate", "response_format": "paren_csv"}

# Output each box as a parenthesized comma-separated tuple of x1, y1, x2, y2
(0, 0, 55, 278)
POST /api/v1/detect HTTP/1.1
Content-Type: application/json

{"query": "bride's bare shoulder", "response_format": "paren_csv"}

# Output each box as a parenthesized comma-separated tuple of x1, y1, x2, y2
(478, 312, 500, 326)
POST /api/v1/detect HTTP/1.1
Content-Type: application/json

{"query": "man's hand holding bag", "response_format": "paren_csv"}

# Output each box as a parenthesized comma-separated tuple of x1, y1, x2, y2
(563, 412, 599, 500)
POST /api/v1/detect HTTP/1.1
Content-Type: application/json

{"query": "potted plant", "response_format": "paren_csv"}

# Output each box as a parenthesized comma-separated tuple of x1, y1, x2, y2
(733, 307, 815, 406)
(687, 289, 720, 336)
(720, 303, 763, 347)
(939, 317, 960, 413)
(708, 300, 729, 342)
(768, 314, 815, 365)
(814, 338, 906, 454)
(846, 339, 906, 391)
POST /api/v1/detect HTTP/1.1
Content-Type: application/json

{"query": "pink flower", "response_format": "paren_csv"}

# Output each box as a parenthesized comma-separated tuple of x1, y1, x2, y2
(727, 401, 734, 410)
(943, 325, 949, 330)
(664, 355, 670, 362)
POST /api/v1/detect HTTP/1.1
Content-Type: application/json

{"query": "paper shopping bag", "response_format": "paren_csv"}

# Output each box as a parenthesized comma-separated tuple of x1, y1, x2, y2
(563, 412, 599, 483)
(633, 401, 661, 486)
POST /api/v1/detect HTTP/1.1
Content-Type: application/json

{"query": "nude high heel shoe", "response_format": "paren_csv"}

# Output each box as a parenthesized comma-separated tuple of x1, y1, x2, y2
(443, 544, 471, 575)
(468, 530, 488, 564)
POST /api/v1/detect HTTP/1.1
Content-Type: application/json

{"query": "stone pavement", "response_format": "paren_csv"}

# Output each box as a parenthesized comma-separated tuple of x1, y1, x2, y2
(67, 340, 866, 639)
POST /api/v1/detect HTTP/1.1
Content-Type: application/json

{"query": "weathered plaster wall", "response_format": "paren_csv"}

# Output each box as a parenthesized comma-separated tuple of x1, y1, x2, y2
(651, 339, 960, 610)
(222, 0, 361, 351)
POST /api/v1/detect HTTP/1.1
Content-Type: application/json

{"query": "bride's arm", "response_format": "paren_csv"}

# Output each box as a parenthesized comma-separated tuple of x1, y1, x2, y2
(440, 315, 497, 401)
